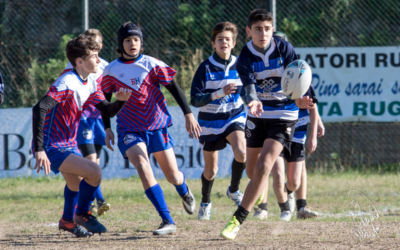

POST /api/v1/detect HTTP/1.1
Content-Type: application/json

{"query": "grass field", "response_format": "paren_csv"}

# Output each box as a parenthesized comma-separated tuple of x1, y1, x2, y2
(1, 173, 400, 249)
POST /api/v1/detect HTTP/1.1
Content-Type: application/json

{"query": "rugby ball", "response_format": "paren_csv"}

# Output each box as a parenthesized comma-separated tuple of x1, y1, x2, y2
(281, 60, 312, 100)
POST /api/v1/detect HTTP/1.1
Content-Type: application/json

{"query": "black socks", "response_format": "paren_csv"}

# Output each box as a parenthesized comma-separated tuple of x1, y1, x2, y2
(278, 201, 290, 212)
(296, 199, 307, 211)
(233, 206, 250, 224)
(258, 202, 268, 211)
(229, 160, 246, 193)
(201, 173, 214, 203)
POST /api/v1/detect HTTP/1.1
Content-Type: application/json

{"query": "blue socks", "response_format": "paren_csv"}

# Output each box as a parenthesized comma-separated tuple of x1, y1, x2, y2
(62, 185, 79, 221)
(95, 185, 105, 201)
(145, 184, 174, 224)
(174, 175, 188, 197)
(76, 179, 98, 214)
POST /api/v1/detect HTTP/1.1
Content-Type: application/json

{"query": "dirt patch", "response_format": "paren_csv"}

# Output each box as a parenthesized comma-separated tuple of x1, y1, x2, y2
(1, 220, 400, 249)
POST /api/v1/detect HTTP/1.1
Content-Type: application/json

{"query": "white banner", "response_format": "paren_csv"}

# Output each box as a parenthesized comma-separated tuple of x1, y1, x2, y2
(296, 46, 400, 122)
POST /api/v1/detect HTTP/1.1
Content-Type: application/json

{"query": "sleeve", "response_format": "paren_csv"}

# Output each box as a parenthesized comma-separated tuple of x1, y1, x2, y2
(102, 92, 113, 129)
(305, 84, 318, 104)
(154, 60, 177, 87)
(46, 79, 74, 104)
(32, 96, 59, 152)
(190, 64, 213, 107)
(236, 50, 257, 87)
(100, 66, 116, 94)
(95, 99, 126, 118)
(283, 42, 298, 68)
(165, 79, 192, 115)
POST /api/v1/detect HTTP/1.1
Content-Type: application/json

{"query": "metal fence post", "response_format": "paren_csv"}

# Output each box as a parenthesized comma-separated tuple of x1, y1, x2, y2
(82, 0, 89, 32)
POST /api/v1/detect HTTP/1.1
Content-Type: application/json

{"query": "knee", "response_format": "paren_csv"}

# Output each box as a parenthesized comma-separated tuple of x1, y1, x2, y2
(273, 172, 285, 187)
(287, 180, 301, 191)
(233, 148, 246, 163)
(165, 171, 182, 186)
(88, 162, 102, 185)
(254, 164, 270, 178)
(203, 166, 218, 180)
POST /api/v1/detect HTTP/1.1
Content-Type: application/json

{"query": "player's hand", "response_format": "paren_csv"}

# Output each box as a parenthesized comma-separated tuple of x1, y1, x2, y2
(115, 87, 132, 101)
(295, 96, 314, 109)
(34, 151, 51, 175)
(105, 128, 115, 151)
(185, 113, 202, 139)
(317, 120, 325, 137)
(223, 83, 237, 95)
(308, 136, 317, 154)
(248, 100, 263, 117)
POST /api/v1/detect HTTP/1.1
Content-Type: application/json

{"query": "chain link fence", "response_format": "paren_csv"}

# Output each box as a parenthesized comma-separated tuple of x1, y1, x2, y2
(0, 0, 399, 169)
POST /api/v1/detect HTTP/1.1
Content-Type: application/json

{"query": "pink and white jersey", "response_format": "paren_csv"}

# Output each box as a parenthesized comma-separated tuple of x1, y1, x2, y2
(62, 58, 109, 119)
(101, 54, 177, 132)
(43, 69, 105, 148)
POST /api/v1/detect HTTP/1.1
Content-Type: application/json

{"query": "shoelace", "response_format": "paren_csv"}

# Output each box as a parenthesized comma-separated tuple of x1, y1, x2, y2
(226, 217, 239, 231)
(75, 225, 89, 236)
(158, 220, 170, 229)
(199, 205, 208, 216)
(184, 193, 193, 203)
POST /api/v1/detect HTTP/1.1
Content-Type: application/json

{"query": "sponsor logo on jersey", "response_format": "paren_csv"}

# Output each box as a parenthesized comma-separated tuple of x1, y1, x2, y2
(82, 129, 93, 140)
(124, 134, 137, 145)
(246, 120, 256, 130)
(58, 147, 73, 153)
(219, 94, 231, 104)
(259, 79, 278, 93)
(131, 78, 140, 85)
(119, 73, 124, 78)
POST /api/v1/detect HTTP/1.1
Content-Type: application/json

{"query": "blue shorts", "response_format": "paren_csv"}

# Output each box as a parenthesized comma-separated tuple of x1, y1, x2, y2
(117, 127, 175, 159)
(43, 146, 82, 174)
(76, 118, 106, 146)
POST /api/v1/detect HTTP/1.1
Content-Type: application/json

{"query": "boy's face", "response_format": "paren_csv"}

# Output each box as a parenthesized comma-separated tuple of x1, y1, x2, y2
(246, 21, 273, 48)
(211, 31, 236, 59)
(123, 36, 141, 57)
(78, 50, 100, 74)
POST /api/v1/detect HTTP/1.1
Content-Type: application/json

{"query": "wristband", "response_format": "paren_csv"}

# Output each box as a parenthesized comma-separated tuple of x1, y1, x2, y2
(211, 88, 226, 100)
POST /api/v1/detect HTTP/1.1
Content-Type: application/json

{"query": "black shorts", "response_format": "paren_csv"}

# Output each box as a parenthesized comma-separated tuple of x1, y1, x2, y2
(200, 122, 245, 152)
(78, 144, 103, 158)
(279, 142, 305, 162)
(245, 117, 297, 148)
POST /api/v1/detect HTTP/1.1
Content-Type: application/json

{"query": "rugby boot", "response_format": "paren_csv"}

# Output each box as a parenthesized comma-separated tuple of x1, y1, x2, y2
(74, 212, 107, 235)
(58, 217, 93, 238)
(153, 220, 177, 235)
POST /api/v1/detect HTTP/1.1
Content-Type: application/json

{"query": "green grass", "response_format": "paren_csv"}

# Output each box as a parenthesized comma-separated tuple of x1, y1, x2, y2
(1, 173, 400, 224)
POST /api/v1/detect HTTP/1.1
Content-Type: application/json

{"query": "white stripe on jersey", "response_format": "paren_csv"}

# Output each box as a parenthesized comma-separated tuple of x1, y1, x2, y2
(295, 116, 308, 128)
(205, 78, 242, 90)
(199, 100, 243, 114)
(247, 109, 299, 120)
(200, 115, 246, 136)
(256, 67, 284, 79)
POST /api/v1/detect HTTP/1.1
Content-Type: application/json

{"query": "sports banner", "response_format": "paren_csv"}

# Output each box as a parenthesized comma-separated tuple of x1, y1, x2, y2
(0, 107, 235, 179)
(296, 46, 400, 122)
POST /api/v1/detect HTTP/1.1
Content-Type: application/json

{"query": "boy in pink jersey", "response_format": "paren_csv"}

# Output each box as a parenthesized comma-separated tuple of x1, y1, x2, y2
(32, 34, 131, 236)
(101, 22, 201, 235)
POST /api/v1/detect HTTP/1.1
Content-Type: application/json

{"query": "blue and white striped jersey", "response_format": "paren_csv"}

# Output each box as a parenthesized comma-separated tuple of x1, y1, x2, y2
(191, 55, 246, 140)
(236, 38, 299, 120)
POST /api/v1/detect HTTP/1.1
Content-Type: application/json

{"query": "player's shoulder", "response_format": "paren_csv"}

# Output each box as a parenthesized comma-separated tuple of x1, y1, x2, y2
(53, 71, 77, 90)
(140, 54, 170, 69)
(65, 62, 73, 70)
(274, 37, 295, 54)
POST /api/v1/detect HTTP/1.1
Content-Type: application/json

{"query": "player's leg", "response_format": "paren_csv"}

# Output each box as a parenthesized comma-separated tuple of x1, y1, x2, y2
(153, 147, 196, 215)
(148, 127, 195, 215)
(58, 173, 92, 237)
(92, 144, 110, 216)
(125, 143, 176, 235)
(197, 148, 218, 220)
(245, 147, 265, 205)
(295, 161, 318, 219)
(272, 156, 292, 221)
(58, 154, 107, 234)
(225, 130, 246, 206)
(78, 143, 100, 215)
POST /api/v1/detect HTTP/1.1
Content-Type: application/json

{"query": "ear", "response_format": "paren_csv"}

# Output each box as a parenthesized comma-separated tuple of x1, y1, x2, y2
(76, 58, 83, 65)
(245, 27, 251, 38)
(232, 40, 236, 48)
(211, 40, 216, 49)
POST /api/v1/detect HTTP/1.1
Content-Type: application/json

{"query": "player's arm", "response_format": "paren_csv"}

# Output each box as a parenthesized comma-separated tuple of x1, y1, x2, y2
(32, 96, 59, 175)
(94, 87, 131, 118)
(165, 79, 201, 139)
(308, 107, 318, 153)
(317, 114, 325, 137)
(236, 53, 263, 117)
